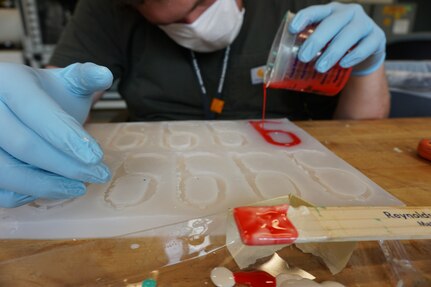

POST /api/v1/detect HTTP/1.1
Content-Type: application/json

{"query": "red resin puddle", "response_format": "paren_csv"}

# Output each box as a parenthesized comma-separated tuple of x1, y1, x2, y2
(233, 204, 299, 246)
(234, 270, 276, 287)
(249, 120, 301, 147)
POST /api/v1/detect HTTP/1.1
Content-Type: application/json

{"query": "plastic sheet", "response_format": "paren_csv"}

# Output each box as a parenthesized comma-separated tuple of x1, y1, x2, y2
(1, 211, 430, 287)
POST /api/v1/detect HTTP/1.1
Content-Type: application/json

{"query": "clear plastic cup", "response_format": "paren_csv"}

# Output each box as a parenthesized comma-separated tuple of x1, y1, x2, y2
(264, 12, 352, 96)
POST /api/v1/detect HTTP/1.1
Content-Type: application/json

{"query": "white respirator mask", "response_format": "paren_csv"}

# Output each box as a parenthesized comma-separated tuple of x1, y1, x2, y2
(158, 0, 245, 53)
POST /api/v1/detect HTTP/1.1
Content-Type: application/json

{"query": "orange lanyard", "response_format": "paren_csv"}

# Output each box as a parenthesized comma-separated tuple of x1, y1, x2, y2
(191, 46, 231, 119)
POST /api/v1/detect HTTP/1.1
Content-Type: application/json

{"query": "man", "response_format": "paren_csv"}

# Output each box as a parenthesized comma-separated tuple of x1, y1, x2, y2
(0, 0, 389, 207)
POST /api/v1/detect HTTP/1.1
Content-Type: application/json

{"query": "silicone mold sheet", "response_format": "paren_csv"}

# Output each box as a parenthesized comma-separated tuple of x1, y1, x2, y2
(0, 119, 403, 238)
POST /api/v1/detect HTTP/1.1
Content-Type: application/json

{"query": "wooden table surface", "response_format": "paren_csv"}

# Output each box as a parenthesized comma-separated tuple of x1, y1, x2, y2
(298, 117, 431, 206)
(1, 117, 431, 287)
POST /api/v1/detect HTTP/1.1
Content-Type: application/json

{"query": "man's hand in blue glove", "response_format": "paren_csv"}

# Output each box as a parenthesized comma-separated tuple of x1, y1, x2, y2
(290, 2, 386, 76)
(0, 62, 113, 208)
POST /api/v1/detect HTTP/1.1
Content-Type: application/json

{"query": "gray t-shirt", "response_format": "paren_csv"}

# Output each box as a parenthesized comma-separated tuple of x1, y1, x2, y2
(50, 0, 337, 121)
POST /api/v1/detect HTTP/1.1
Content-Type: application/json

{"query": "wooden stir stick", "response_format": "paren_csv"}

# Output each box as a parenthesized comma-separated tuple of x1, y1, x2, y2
(233, 204, 431, 245)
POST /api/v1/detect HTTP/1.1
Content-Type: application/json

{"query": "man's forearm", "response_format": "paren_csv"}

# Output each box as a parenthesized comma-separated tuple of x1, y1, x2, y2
(334, 65, 390, 120)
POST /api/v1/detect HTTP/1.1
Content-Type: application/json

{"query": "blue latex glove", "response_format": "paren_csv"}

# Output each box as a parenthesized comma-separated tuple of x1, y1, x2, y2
(0, 62, 113, 208)
(289, 2, 386, 76)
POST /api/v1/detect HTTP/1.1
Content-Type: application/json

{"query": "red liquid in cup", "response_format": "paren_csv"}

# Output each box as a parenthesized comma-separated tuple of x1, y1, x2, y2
(262, 22, 353, 121)
(265, 24, 353, 97)
(268, 60, 352, 96)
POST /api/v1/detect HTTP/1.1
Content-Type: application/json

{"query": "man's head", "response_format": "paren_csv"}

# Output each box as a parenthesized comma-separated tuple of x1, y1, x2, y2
(120, 0, 245, 52)
(119, 0, 241, 25)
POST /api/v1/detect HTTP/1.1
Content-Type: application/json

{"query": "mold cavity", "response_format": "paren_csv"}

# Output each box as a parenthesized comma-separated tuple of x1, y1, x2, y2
(166, 133, 198, 149)
(255, 172, 298, 198)
(210, 122, 240, 131)
(124, 154, 167, 174)
(293, 150, 335, 169)
(124, 124, 146, 133)
(257, 121, 284, 130)
(105, 174, 157, 209)
(268, 131, 295, 145)
(315, 169, 371, 200)
(183, 176, 219, 209)
(216, 132, 245, 147)
(112, 134, 145, 150)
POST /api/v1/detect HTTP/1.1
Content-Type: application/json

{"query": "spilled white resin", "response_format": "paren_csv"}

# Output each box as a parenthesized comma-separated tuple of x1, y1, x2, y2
(210, 267, 235, 287)
(0, 119, 403, 239)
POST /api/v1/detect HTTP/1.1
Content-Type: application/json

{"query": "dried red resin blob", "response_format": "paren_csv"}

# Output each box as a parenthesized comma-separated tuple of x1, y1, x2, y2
(418, 139, 431, 161)
(233, 204, 299, 246)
